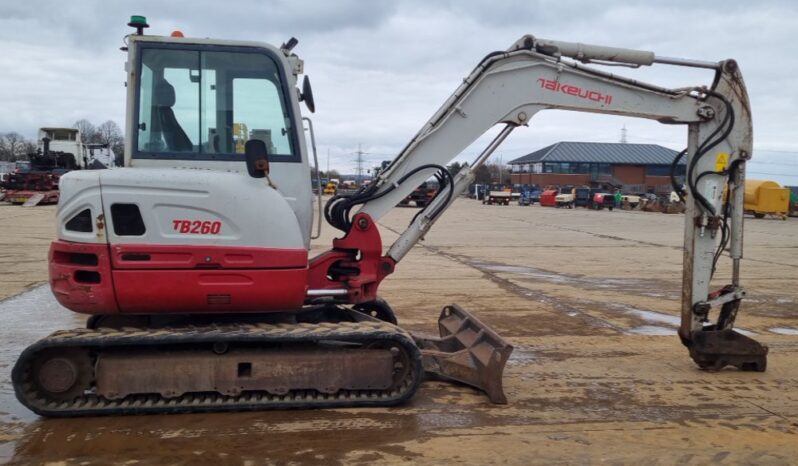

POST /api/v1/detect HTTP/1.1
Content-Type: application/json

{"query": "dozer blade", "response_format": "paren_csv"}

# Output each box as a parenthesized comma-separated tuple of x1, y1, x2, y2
(689, 329, 768, 372)
(414, 304, 513, 404)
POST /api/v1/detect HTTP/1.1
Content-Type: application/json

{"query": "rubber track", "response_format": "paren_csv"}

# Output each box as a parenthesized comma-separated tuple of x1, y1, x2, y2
(13, 320, 424, 417)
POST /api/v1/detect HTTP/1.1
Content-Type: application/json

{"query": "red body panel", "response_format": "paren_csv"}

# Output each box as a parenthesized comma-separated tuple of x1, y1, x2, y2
(50, 240, 309, 315)
(49, 213, 396, 315)
(49, 241, 120, 314)
(539, 189, 558, 207)
(112, 268, 307, 313)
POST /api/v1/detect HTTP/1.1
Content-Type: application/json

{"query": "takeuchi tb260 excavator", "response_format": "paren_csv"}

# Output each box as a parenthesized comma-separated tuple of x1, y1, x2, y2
(13, 16, 768, 417)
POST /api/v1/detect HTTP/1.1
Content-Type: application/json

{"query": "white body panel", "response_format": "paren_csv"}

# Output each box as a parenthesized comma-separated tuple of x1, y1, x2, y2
(57, 171, 105, 243)
(121, 161, 311, 246)
(57, 169, 304, 250)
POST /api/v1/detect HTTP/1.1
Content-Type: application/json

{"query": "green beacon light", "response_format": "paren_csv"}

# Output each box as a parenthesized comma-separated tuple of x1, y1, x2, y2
(128, 15, 149, 35)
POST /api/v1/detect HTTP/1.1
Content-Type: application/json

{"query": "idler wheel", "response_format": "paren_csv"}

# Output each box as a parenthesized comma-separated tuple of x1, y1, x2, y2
(31, 349, 93, 401)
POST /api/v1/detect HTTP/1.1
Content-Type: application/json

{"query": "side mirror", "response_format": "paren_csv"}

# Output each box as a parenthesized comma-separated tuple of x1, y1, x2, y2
(244, 139, 270, 178)
(300, 75, 315, 113)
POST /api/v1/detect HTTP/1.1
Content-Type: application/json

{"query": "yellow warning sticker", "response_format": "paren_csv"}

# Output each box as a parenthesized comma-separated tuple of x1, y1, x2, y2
(715, 152, 729, 172)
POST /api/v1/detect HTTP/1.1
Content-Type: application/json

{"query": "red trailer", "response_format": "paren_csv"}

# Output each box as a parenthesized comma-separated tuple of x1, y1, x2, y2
(539, 189, 558, 207)
(1, 172, 62, 205)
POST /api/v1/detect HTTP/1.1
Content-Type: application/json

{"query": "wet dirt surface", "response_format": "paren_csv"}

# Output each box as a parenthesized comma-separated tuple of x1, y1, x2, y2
(1, 200, 797, 464)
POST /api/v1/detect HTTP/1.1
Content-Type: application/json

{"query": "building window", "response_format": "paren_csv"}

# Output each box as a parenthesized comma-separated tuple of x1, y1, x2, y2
(646, 165, 684, 176)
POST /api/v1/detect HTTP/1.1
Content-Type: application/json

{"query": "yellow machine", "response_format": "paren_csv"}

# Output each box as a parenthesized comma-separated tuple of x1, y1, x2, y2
(323, 181, 338, 195)
(232, 123, 249, 153)
(744, 180, 789, 219)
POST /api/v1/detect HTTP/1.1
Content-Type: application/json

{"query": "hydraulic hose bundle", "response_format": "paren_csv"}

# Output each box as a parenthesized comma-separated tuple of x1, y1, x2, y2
(324, 164, 454, 233)
(669, 88, 737, 277)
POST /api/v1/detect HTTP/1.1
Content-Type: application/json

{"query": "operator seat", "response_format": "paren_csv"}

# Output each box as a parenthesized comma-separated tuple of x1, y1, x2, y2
(154, 79, 193, 152)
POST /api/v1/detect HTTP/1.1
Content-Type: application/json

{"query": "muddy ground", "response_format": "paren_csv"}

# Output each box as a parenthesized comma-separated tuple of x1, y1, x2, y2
(0, 200, 796, 465)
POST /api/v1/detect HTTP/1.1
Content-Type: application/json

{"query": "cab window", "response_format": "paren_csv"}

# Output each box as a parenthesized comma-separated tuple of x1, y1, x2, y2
(136, 47, 296, 160)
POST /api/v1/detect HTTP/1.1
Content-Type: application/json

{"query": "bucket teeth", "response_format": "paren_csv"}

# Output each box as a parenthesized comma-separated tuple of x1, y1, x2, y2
(414, 304, 513, 404)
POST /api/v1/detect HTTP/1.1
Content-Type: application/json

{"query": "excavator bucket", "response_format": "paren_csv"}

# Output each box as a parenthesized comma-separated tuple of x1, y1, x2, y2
(414, 304, 513, 403)
(689, 329, 769, 371)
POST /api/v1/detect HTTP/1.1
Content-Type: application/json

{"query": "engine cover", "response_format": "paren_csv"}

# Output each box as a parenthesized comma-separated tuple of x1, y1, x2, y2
(51, 168, 310, 314)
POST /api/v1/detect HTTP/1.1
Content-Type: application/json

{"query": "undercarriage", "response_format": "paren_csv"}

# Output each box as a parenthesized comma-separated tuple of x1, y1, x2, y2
(13, 304, 512, 417)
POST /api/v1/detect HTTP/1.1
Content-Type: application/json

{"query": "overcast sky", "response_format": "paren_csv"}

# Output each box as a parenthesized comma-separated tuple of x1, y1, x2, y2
(1, 0, 796, 184)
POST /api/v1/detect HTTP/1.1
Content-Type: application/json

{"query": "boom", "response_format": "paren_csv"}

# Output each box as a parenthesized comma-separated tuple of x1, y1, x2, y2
(325, 34, 765, 370)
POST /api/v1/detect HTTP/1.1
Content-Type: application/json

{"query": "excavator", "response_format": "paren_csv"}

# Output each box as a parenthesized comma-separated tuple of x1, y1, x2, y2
(13, 16, 768, 416)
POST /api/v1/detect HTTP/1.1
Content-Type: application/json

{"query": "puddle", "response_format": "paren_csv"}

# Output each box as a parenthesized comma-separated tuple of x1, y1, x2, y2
(476, 262, 651, 290)
(471, 259, 680, 301)
(0, 441, 16, 464)
(628, 325, 675, 336)
(0, 285, 85, 423)
(466, 257, 771, 338)
(613, 305, 681, 327)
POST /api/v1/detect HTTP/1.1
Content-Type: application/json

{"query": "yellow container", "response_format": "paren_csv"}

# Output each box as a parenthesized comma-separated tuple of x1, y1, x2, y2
(744, 180, 789, 218)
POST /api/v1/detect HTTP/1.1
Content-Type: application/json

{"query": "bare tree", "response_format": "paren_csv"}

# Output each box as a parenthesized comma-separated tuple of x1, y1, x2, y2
(2, 132, 25, 162)
(96, 120, 123, 146)
(0, 136, 9, 162)
(20, 140, 37, 160)
(73, 119, 97, 143)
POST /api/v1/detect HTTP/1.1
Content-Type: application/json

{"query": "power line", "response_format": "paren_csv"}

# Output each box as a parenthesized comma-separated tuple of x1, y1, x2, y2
(355, 143, 364, 180)
(748, 161, 798, 167)
(748, 171, 798, 178)
(752, 148, 798, 154)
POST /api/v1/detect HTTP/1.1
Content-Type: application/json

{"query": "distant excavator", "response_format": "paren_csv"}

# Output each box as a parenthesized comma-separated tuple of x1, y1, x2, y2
(13, 16, 766, 416)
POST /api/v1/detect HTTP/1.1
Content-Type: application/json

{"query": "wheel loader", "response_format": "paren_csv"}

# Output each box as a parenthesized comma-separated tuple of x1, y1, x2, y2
(13, 16, 768, 417)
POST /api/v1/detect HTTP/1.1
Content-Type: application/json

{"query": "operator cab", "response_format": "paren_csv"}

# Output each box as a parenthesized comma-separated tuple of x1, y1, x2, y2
(133, 45, 300, 163)
(123, 30, 314, 243)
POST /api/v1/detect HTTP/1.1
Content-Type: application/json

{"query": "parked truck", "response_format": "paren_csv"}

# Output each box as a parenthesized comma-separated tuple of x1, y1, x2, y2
(399, 181, 438, 207)
(555, 187, 575, 208)
(483, 189, 513, 205)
